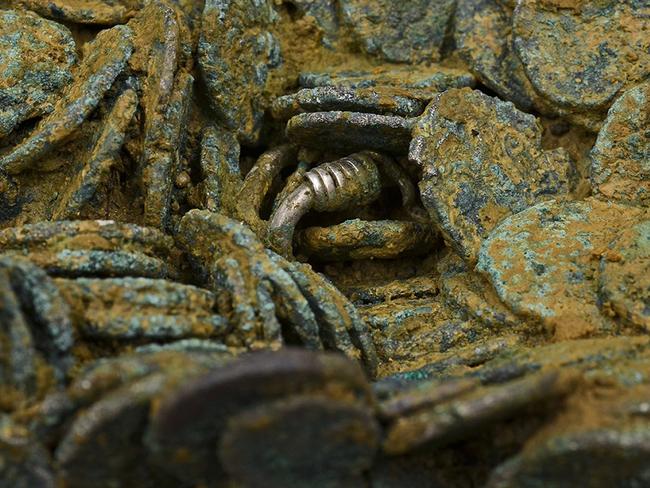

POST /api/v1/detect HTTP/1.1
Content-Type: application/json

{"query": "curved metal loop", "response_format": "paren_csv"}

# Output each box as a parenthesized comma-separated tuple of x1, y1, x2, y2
(267, 151, 385, 258)
(234, 144, 298, 238)
(365, 152, 428, 224)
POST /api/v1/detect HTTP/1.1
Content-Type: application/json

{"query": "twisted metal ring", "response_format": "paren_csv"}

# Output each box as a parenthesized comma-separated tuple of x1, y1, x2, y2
(268, 152, 384, 257)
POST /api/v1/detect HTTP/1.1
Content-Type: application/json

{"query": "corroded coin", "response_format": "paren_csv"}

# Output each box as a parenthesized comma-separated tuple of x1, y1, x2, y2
(146, 349, 372, 485)
(51, 350, 229, 488)
(219, 394, 379, 488)
(0, 24, 134, 174)
(454, 0, 541, 111)
(411, 88, 575, 264)
(599, 219, 650, 331)
(0, 9, 76, 140)
(287, 111, 415, 154)
(0, 417, 55, 488)
(0, 220, 177, 279)
(436, 251, 521, 329)
(56, 277, 227, 341)
(591, 81, 650, 206)
(477, 198, 647, 339)
(272, 86, 429, 119)
(339, 0, 455, 64)
(299, 64, 475, 92)
(198, 0, 281, 143)
(15, 0, 142, 24)
(297, 219, 437, 261)
(513, 0, 650, 111)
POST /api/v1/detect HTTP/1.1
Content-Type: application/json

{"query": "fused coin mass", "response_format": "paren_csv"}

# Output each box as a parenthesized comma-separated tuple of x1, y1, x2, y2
(0, 1, 649, 486)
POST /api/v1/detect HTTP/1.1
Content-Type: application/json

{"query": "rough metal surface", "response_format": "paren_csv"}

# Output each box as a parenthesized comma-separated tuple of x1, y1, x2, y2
(0, 416, 56, 488)
(287, 111, 415, 154)
(198, 0, 281, 143)
(477, 198, 647, 340)
(513, 0, 650, 112)
(219, 394, 379, 487)
(56, 277, 227, 341)
(599, 219, 650, 331)
(591, 81, 650, 206)
(289, 0, 339, 43)
(300, 64, 476, 92)
(298, 219, 437, 261)
(0, 24, 134, 174)
(0, 220, 177, 278)
(436, 251, 521, 329)
(176, 210, 377, 374)
(339, 0, 456, 64)
(14, 0, 142, 24)
(52, 89, 138, 220)
(411, 88, 575, 264)
(198, 125, 242, 215)
(0, 9, 77, 140)
(145, 349, 373, 485)
(272, 86, 429, 119)
(454, 0, 541, 112)
(0, 1, 649, 486)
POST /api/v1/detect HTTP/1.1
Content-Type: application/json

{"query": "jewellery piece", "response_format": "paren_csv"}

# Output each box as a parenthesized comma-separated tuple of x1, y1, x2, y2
(268, 151, 384, 258)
